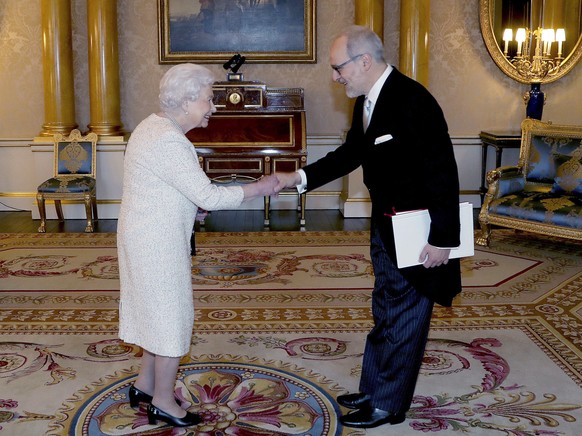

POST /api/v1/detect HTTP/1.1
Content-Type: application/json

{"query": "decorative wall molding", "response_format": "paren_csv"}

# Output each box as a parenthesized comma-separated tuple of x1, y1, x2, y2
(0, 134, 494, 218)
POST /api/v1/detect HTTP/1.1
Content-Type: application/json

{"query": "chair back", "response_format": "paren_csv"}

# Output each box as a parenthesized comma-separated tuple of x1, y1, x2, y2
(519, 119, 582, 191)
(53, 129, 98, 178)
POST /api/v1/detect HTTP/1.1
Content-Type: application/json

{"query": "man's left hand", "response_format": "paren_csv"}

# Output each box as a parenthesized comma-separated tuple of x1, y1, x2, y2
(419, 244, 450, 268)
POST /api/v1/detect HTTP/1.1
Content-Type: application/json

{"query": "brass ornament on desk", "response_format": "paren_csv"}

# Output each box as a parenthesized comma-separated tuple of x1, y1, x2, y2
(228, 92, 242, 105)
(223, 53, 246, 82)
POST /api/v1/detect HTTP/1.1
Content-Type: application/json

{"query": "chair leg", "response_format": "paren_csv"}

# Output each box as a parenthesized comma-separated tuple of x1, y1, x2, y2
(476, 222, 491, 246)
(55, 200, 65, 222)
(37, 193, 47, 233)
(84, 193, 94, 232)
(476, 198, 492, 247)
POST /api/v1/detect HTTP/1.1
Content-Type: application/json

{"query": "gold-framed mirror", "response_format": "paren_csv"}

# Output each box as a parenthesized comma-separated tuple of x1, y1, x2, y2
(479, 0, 582, 84)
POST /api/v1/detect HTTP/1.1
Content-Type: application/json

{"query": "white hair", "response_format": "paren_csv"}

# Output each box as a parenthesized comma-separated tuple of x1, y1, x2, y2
(340, 25, 386, 63)
(159, 64, 215, 111)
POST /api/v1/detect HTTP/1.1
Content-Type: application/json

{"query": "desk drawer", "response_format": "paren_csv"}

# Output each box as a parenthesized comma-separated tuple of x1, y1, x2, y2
(203, 157, 264, 175)
(272, 157, 304, 173)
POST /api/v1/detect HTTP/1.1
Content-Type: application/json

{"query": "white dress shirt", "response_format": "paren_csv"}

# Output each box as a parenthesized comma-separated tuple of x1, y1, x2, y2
(296, 65, 393, 194)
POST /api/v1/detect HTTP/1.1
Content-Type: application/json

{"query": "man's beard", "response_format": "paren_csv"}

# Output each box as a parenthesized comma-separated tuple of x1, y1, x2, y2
(345, 85, 361, 98)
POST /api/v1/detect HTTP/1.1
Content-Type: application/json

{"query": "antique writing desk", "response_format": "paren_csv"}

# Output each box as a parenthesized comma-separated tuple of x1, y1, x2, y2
(186, 81, 307, 226)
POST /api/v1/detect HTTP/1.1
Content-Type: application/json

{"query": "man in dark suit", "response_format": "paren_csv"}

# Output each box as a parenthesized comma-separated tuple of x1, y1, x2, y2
(274, 25, 462, 429)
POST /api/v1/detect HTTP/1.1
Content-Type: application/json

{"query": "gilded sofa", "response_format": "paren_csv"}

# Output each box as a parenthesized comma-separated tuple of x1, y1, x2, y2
(477, 119, 582, 246)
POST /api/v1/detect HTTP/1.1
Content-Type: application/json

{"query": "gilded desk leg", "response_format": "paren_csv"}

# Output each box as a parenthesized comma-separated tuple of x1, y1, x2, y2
(55, 200, 65, 222)
(480, 143, 488, 205)
(264, 195, 270, 227)
(84, 193, 94, 232)
(299, 192, 306, 227)
(37, 193, 47, 233)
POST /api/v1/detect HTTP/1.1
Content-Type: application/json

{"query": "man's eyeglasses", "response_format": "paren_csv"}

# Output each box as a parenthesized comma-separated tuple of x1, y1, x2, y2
(331, 54, 364, 74)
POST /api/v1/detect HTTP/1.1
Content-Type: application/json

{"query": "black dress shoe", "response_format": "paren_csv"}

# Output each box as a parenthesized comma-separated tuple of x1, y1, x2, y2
(337, 392, 371, 409)
(147, 404, 202, 427)
(129, 385, 153, 408)
(340, 407, 406, 428)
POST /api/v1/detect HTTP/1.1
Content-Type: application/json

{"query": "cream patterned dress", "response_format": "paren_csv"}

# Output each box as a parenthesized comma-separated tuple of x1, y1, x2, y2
(118, 114, 244, 357)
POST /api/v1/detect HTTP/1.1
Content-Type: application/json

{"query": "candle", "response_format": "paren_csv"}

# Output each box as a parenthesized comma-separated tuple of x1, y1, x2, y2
(545, 29, 555, 56)
(556, 28, 566, 57)
(515, 28, 526, 56)
(503, 28, 513, 55)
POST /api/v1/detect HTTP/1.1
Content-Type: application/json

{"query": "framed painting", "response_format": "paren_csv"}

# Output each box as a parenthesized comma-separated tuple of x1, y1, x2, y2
(158, 0, 316, 64)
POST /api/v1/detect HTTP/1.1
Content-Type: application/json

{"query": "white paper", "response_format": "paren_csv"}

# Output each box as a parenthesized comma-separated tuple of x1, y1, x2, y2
(391, 202, 474, 268)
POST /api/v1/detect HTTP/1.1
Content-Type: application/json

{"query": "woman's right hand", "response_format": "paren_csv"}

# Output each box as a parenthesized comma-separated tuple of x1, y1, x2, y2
(257, 174, 280, 196)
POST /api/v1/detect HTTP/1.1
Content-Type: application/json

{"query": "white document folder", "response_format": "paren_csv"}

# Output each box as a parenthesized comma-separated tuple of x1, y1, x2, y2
(391, 202, 475, 268)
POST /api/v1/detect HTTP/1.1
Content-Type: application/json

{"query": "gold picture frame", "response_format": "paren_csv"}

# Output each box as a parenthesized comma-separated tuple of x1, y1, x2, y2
(158, 0, 316, 64)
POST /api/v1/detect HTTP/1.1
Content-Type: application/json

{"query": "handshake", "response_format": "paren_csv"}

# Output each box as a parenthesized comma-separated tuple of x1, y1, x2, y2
(247, 172, 302, 199)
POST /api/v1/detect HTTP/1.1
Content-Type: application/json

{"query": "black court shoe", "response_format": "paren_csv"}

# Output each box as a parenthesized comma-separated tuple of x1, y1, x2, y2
(129, 385, 153, 408)
(147, 404, 202, 427)
(129, 385, 182, 408)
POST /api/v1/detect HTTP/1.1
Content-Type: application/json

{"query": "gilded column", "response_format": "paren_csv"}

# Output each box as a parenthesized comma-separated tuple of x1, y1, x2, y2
(39, 0, 77, 136)
(399, 0, 430, 86)
(87, 0, 124, 137)
(355, 0, 384, 39)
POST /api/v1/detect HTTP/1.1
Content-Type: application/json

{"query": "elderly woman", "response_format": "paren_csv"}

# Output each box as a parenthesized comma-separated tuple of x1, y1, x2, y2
(117, 64, 278, 428)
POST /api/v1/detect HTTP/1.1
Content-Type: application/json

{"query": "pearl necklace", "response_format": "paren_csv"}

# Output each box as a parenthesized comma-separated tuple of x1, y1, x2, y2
(163, 112, 183, 132)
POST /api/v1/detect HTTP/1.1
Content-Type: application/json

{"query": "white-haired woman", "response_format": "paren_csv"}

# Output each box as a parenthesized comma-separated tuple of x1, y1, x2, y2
(117, 64, 278, 428)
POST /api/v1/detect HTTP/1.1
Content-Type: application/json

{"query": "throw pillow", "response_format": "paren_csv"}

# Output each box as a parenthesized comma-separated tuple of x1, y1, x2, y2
(551, 148, 582, 196)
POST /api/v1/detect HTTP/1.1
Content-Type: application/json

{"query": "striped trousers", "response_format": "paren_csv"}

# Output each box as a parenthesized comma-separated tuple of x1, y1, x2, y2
(358, 227, 434, 413)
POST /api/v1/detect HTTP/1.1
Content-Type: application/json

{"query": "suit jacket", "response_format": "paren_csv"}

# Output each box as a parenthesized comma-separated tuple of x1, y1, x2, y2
(303, 68, 462, 306)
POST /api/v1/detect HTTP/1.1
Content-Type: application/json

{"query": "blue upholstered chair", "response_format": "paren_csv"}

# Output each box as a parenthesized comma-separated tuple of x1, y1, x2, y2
(37, 129, 99, 233)
(477, 119, 582, 246)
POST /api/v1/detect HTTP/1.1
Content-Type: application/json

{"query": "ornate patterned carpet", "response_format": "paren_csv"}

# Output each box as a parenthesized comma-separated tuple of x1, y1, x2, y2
(0, 230, 580, 435)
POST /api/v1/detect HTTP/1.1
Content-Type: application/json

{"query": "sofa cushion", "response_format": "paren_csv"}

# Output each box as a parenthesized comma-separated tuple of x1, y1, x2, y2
(489, 192, 582, 229)
(526, 135, 581, 183)
(550, 148, 582, 197)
